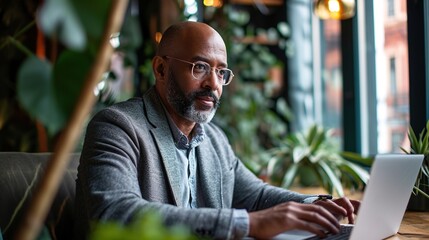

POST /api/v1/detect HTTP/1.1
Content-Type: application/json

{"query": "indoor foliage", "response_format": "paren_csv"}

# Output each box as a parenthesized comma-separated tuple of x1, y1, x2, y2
(90, 211, 198, 240)
(0, 0, 140, 152)
(401, 120, 429, 199)
(206, 4, 294, 174)
(266, 124, 371, 196)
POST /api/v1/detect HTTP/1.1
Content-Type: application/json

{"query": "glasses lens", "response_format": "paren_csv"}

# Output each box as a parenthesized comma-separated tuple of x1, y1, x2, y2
(191, 61, 233, 85)
(192, 62, 210, 79)
(218, 69, 231, 85)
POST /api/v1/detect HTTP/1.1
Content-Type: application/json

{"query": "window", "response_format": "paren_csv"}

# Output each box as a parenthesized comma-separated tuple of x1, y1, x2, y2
(310, 0, 411, 154)
(387, 0, 395, 17)
(374, 0, 409, 153)
(321, 20, 343, 145)
(389, 57, 397, 96)
(290, 0, 429, 155)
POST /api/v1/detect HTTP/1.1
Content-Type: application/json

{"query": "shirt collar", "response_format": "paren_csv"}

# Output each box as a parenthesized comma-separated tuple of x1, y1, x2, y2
(166, 114, 205, 149)
(157, 96, 205, 149)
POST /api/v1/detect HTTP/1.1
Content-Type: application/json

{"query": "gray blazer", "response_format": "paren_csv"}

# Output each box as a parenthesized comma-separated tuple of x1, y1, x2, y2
(74, 87, 311, 239)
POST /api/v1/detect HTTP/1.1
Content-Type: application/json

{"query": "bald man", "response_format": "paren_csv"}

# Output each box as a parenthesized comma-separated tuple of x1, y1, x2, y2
(74, 21, 359, 240)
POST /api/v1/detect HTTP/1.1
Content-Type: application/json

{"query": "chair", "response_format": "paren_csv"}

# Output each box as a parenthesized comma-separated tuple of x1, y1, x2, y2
(0, 152, 79, 240)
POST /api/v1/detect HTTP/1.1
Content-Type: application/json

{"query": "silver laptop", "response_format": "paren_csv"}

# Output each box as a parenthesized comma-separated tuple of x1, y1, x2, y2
(274, 154, 424, 240)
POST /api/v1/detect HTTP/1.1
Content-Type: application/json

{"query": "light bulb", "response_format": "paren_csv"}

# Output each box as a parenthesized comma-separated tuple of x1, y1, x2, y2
(314, 0, 355, 20)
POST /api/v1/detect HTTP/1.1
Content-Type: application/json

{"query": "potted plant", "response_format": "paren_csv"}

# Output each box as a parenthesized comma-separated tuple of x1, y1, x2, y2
(266, 124, 371, 197)
(401, 120, 429, 211)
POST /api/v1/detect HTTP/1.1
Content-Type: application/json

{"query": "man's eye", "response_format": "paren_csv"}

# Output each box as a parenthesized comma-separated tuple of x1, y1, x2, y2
(218, 69, 227, 76)
(194, 63, 209, 72)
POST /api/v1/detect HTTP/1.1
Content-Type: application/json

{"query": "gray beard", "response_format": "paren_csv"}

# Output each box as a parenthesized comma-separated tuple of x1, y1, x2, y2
(166, 70, 220, 124)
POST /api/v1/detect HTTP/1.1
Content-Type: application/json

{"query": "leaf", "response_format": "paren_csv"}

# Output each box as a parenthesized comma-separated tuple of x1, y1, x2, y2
(90, 211, 197, 240)
(400, 146, 410, 154)
(292, 146, 308, 163)
(275, 98, 294, 121)
(309, 128, 325, 154)
(17, 57, 66, 135)
(319, 161, 344, 197)
(421, 127, 429, 153)
(422, 164, 429, 177)
(340, 161, 370, 185)
(306, 125, 318, 145)
(281, 163, 299, 188)
(36, 227, 52, 240)
(413, 186, 429, 199)
(341, 151, 374, 167)
(408, 125, 419, 153)
(38, 0, 86, 50)
(294, 132, 307, 147)
(277, 22, 290, 37)
(313, 164, 332, 192)
(267, 156, 280, 178)
(72, 0, 112, 42)
(53, 50, 93, 120)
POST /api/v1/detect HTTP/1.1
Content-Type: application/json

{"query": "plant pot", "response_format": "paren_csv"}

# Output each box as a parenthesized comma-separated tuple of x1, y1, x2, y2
(298, 166, 319, 187)
(407, 178, 429, 211)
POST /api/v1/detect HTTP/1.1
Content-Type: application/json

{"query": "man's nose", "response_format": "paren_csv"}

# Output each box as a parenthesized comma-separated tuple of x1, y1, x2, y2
(202, 68, 221, 90)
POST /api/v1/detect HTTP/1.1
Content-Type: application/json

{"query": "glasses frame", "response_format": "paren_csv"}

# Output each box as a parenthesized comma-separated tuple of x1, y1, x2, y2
(163, 56, 234, 86)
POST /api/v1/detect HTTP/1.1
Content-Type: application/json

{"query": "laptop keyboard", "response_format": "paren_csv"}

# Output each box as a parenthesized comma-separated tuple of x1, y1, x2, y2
(325, 225, 353, 240)
(306, 225, 354, 240)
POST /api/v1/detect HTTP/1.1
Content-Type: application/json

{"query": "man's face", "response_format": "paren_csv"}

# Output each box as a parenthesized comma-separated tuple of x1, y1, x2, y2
(165, 67, 220, 124)
(155, 22, 228, 125)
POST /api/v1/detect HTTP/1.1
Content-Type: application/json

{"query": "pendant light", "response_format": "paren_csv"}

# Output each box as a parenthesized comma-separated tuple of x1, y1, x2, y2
(313, 0, 355, 20)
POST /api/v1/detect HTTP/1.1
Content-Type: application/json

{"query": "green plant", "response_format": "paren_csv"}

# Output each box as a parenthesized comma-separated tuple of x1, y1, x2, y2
(203, 4, 294, 175)
(214, 83, 293, 174)
(15, 0, 113, 137)
(400, 120, 429, 199)
(0, 0, 141, 152)
(89, 211, 198, 240)
(266, 124, 370, 197)
(206, 5, 292, 83)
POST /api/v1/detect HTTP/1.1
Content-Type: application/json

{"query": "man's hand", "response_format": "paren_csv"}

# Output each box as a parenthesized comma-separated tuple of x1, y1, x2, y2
(314, 197, 360, 224)
(248, 198, 360, 239)
(248, 201, 341, 239)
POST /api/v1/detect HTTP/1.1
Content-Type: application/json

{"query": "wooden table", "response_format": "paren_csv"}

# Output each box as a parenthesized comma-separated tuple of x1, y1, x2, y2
(389, 211, 429, 239)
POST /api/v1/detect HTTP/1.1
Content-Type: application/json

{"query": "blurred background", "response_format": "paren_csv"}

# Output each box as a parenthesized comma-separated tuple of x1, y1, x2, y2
(0, 0, 427, 184)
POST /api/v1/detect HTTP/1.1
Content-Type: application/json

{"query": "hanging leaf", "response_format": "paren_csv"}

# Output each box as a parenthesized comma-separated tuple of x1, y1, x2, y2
(72, 0, 112, 44)
(53, 50, 93, 120)
(17, 57, 66, 135)
(38, 0, 86, 50)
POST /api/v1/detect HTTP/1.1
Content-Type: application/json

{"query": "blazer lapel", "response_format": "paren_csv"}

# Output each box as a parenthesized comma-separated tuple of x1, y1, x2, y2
(143, 88, 184, 207)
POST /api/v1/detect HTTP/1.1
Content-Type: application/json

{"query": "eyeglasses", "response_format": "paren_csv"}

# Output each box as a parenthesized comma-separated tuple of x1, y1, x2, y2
(164, 56, 234, 86)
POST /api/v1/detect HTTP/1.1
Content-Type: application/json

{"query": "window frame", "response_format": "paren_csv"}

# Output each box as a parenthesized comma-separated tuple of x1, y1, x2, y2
(341, 0, 429, 155)
(407, 0, 429, 131)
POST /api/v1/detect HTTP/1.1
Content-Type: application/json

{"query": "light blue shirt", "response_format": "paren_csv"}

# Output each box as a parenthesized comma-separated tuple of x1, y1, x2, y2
(166, 114, 249, 238)
(169, 117, 202, 208)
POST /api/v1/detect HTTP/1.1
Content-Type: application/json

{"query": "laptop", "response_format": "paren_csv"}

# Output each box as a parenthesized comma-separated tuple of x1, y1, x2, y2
(273, 154, 424, 240)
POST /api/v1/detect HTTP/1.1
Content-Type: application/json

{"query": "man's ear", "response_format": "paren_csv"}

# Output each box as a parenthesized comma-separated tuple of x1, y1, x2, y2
(152, 56, 165, 79)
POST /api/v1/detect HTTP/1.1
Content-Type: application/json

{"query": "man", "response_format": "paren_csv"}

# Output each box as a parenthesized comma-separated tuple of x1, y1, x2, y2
(74, 21, 359, 239)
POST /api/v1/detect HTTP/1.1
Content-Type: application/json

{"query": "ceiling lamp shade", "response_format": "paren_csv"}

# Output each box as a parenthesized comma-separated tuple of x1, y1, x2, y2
(203, 0, 223, 8)
(313, 0, 355, 20)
